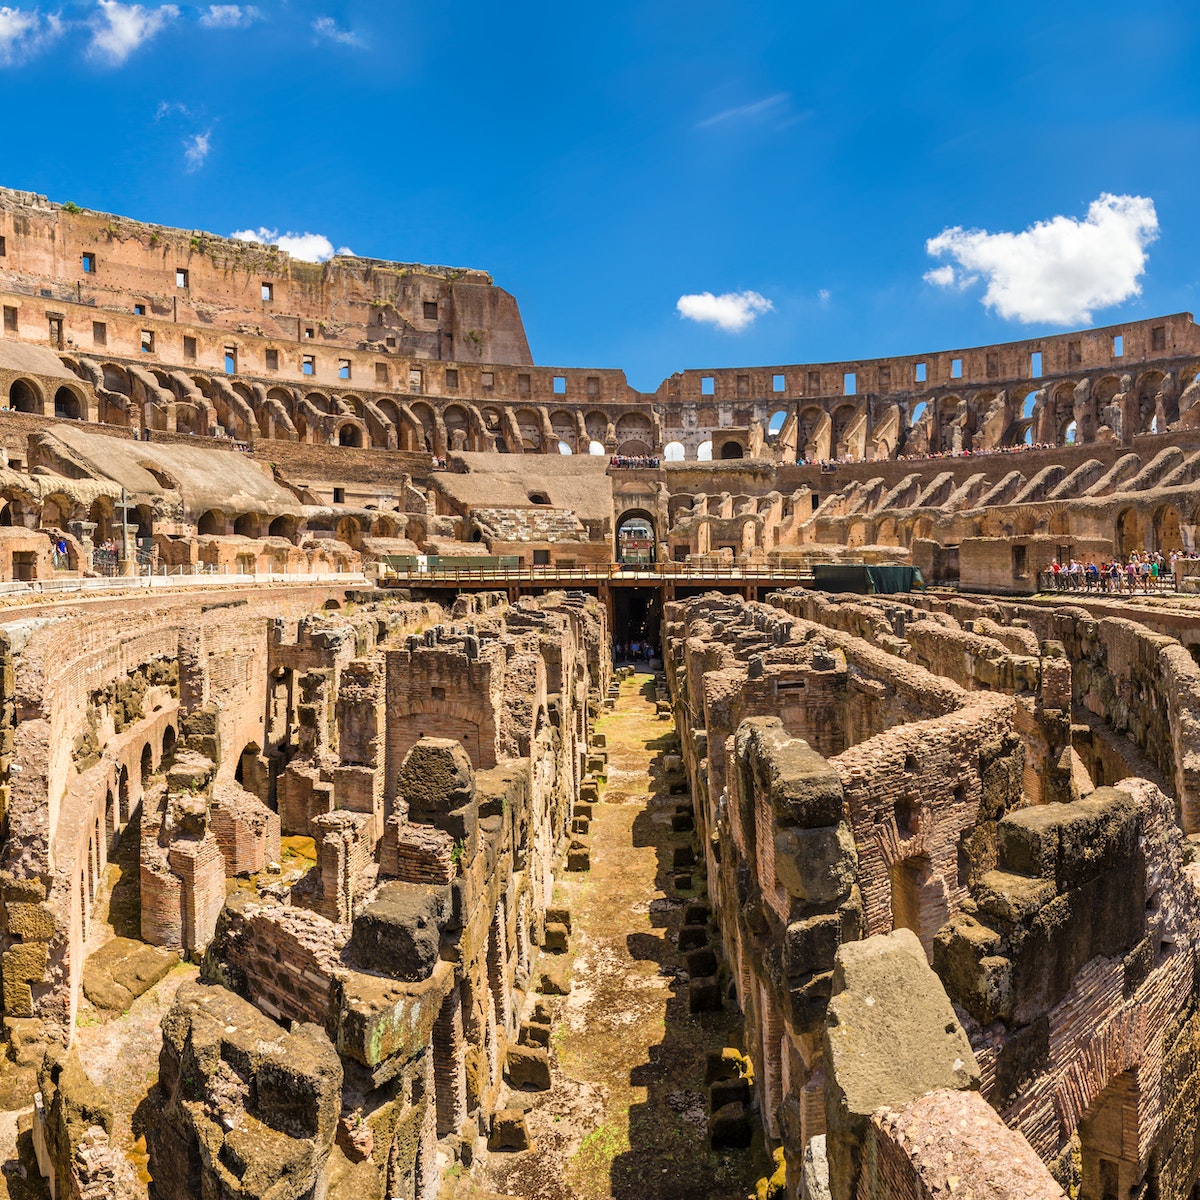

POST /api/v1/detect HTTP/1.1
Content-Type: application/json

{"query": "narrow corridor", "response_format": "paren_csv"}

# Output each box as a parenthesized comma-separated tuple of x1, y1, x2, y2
(468, 670, 763, 1200)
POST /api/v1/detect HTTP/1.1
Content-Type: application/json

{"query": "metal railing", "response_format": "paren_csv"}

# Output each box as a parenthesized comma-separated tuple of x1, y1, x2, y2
(382, 561, 815, 585)
(0, 567, 367, 600)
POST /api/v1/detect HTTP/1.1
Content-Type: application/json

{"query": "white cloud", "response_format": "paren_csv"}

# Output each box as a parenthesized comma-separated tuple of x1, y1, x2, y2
(230, 226, 354, 262)
(697, 93, 788, 129)
(0, 7, 63, 66)
(312, 15, 359, 46)
(199, 4, 258, 27)
(183, 129, 210, 171)
(922, 265, 956, 288)
(924, 193, 1159, 325)
(818, 288, 832, 304)
(89, 1, 178, 64)
(676, 290, 774, 333)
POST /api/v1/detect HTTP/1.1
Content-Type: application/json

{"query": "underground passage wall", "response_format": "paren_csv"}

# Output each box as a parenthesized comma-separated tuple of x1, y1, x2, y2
(664, 589, 1200, 1200)
(0, 585, 610, 1200)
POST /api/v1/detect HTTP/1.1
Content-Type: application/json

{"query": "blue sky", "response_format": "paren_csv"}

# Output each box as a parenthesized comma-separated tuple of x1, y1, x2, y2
(1, 0, 1198, 390)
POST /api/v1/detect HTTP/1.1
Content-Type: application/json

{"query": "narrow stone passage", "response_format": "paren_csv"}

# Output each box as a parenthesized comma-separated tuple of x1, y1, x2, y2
(467, 670, 764, 1200)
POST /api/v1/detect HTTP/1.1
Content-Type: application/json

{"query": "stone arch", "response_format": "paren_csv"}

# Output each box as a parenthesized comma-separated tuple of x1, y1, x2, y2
(663, 440, 685, 461)
(336, 515, 363, 550)
(1116, 507, 1145, 558)
(336, 420, 365, 448)
(269, 514, 298, 541)
(1136, 370, 1166, 433)
(550, 409, 577, 451)
(697, 440, 713, 461)
(442, 403, 472, 452)
(615, 412, 653, 451)
(584, 410, 610, 444)
(719, 440, 744, 460)
(197, 510, 223, 536)
(233, 512, 259, 537)
(1153, 503, 1183, 554)
(510, 407, 541, 452)
(616, 507, 656, 565)
(8, 377, 41, 414)
(53, 385, 83, 420)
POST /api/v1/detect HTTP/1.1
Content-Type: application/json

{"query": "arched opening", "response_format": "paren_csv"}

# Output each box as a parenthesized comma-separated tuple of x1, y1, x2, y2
(1116, 508, 1144, 559)
(1063, 420, 1077, 445)
(558, 440, 573, 455)
(1078, 1070, 1142, 1200)
(616, 509, 655, 566)
(663, 441, 685, 461)
(719, 441, 744, 460)
(588, 440, 606, 456)
(1022, 391, 1038, 419)
(233, 513, 257, 537)
(767, 410, 788, 437)
(54, 387, 81, 419)
(697, 440, 713, 461)
(8, 379, 39, 414)
(140, 742, 154, 785)
(528, 492, 550, 506)
(162, 724, 177, 762)
(336, 515, 362, 550)
(118, 765, 131, 824)
(889, 854, 946, 957)
(1154, 504, 1182, 554)
(268, 514, 297, 540)
(197, 510, 222, 536)
(910, 401, 927, 424)
(338, 423, 363, 448)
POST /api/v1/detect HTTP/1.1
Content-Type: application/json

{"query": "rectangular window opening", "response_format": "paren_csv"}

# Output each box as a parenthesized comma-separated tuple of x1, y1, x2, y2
(482, 371, 495, 390)
(140, 329, 154, 354)
(701, 375, 715, 396)
(915, 362, 926, 383)
(375, 362, 388, 385)
(262, 282, 273, 302)
(183, 335, 196, 360)
(3, 306, 17, 333)
(444, 368, 459, 389)
(1068, 339, 1082, 365)
(423, 300, 438, 320)
(0, 235, 6, 256)
(304, 326, 314, 339)
(587, 376, 600, 397)
(951, 358, 963, 379)
(265, 349, 279, 371)
(224, 347, 237, 375)
(82, 252, 96, 274)
(806, 370, 820, 394)
(985, 354, 998, 379)
(773, 374, 785, 393)
(338, 359, 351, 380)
(332, 487, 345, 504)
(1152, 325, 1166, 351)
(48, 316, 63, 349)
(134, 303, 146, 316)
(385, 336, 396, 349)
(408, 368, 423, 392)
(843, 372, 857, 395)
(92, 321, 107, 346)
(553, 376, 567, 395)
(302, 355, 315, 376)
(518, 374, 531, 395)
(176, 268, 188, 288)
(1030, 351, 1042, 378)
(1113, 334, 1124, 357)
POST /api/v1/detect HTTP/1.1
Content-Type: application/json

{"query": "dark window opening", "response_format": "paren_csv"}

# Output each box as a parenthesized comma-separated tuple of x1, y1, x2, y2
(92, 321, 107, 346)
(1152, 325, 1166, 351)
(444, 368, 459, 389)
(82, 252, 96, 274)
(375, 362, 388, 384)
(533, 549, 550, 565)
(423, 300, 438, 320)
(333, 487, 345, 503)
(140, 329, 154, 354)
(265, 349, 279, 370)
(0, 236, 6, 256)
(1012, 545, 1028, 578)
(183, 335, 196, 360)
(48, 316, 63, 349)
(2, 306, 15, 333)
(134, 303, 146, 316)
(304, 326, 314, 339)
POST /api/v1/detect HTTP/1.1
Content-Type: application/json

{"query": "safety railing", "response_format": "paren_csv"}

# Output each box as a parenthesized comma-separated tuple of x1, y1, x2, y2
(382, 561, 815, 585)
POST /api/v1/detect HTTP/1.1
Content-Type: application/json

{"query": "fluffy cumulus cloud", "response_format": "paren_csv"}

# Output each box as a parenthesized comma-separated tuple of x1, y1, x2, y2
(89, 1, 179, 64)
(676, 290, 774, 333)
(312, 15, 359, 46)
(230, 226, 354, 262)
(183, 129, 210, 171)
(924, 193, 1159, 325)
(0, 7, 63, 66)
(199, 4, 259, 27)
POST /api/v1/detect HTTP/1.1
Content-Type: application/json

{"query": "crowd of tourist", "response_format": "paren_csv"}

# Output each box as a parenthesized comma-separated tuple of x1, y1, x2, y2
(430, 456, 448, 470)
(798, 440, 1058, 470)
(1046, 550, 1196, 593)
(610, 455, 661, 469)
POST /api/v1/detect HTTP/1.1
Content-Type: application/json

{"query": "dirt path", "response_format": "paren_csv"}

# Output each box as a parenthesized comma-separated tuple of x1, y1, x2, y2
(469, 670, 763, 1200)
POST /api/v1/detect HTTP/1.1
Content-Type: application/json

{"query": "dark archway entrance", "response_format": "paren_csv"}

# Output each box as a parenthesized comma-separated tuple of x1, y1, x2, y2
(612, 587, 662, 662)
